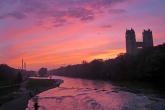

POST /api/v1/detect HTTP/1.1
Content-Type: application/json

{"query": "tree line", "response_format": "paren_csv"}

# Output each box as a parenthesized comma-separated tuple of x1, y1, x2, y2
(49, 44, 165, 83)
(0, 64, 35, 85)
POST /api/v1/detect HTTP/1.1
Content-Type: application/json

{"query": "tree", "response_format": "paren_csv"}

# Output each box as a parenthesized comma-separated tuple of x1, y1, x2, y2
(15, 72, 23, 83)
(145, 50, 165, 81)
(38, 67, 47, 76)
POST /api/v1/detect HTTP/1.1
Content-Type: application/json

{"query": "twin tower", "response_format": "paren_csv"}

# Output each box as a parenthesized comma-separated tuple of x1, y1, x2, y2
(126, 28, 153, 55)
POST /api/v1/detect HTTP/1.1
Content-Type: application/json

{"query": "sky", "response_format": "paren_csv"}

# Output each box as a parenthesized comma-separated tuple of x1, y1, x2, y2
(0, 0, 165, 71)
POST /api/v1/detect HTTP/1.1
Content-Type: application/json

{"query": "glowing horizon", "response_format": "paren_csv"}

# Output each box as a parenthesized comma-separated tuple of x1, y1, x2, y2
(0, 0, 165, 70)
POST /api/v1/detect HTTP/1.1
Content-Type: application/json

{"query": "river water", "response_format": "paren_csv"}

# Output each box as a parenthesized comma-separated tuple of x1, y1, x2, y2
(26, 76, 165, 110)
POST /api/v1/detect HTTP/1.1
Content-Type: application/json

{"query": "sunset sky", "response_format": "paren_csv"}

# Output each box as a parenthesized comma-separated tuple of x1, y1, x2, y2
(0, 0, 165, 70)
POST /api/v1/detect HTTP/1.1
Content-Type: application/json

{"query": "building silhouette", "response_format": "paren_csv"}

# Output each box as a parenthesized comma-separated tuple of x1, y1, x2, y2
(22, 59, 23, 70)
(126, 28, 153, 55)
(21, 59, 27, 70)
(24, 63, 26, 70)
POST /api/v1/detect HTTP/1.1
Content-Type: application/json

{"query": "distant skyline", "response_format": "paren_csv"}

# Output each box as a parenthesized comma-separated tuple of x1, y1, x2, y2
(0, 0, 165, 70)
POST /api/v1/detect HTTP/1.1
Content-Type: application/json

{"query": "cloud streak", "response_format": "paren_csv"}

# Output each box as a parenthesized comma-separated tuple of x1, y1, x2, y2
(2, 0, 128, 27)
(0, 11, 26, 20)
(108, 9, 127, 14)
(0, 0, 165, 70)
(101, 25, 112, 28)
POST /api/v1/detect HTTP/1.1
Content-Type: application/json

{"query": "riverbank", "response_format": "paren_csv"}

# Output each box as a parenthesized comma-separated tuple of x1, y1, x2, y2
(0, 78, 63, 110)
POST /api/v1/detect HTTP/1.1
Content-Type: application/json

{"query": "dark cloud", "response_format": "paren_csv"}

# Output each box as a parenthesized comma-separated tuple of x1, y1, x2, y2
(81, 16, 94, 22)
(8, 11, 26, 19)
(19, 0, 48, 13)
(0, 11, 26, 20)
(0, 0, 128, 26)
(108, 9, 127, 14)
(53, 18, 67, 27)
(55, 0, 75, 8)
(32, 10, 66, 18)
(76, 0, 127, 9)
(54, 24, 64, 27)
(34, 21, 43, 26)
(68, 7, 93, 19)
(53, 11, 67, 18)
(0, 15, 7, 19)
(0, 0, 20, 5)
(101, 25, 112, 28)
(35, 7, 95, 26)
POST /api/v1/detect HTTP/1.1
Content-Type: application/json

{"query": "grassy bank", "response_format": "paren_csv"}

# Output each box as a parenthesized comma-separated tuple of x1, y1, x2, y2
(0, 80, 15, 86)
(27, 78, 55, 91)
(0, 78, 57, 109)
(0, 85, 20, 105)
(0, 78, 55, 105)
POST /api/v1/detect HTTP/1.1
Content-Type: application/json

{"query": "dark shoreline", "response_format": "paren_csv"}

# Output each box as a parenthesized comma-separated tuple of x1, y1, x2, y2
(0, 79, 63, 110)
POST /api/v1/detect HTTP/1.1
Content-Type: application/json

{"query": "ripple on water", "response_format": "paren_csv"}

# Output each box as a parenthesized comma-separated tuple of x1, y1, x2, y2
(26, 76, 165, 110)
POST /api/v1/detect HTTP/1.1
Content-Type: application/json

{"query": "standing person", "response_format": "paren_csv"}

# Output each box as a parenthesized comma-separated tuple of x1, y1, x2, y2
(33, 96, 39, 110)
(29, 91, 32, 97)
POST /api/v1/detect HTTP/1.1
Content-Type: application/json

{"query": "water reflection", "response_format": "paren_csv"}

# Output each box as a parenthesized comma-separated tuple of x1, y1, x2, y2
(54, 76, 114, 90)
(26, 76, 165, 110)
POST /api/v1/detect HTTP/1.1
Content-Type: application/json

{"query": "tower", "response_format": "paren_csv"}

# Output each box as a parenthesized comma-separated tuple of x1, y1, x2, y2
(22, 59, 23, 70)
(143, 29, 153, 47)
(125, 28, 154, 55)
(125, 28, 137, 55)
(24, 63, 26, 70)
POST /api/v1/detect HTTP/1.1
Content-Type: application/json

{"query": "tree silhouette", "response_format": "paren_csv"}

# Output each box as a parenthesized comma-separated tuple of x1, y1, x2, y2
(15, 71, 23, 83)
(50, 44, 165, 83)
(38, 67, 47, 76)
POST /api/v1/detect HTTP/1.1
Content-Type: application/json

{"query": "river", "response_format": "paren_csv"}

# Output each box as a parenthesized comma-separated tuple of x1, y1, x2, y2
(26, 76, 165, 110)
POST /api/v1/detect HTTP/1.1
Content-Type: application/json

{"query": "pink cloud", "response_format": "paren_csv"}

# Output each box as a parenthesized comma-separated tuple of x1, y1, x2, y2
(0, 0, 165, 70)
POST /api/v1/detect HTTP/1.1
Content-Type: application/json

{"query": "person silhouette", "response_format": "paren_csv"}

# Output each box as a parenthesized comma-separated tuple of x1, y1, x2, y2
(30, 91, 32, 97)
(34, 102, 39, 110)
